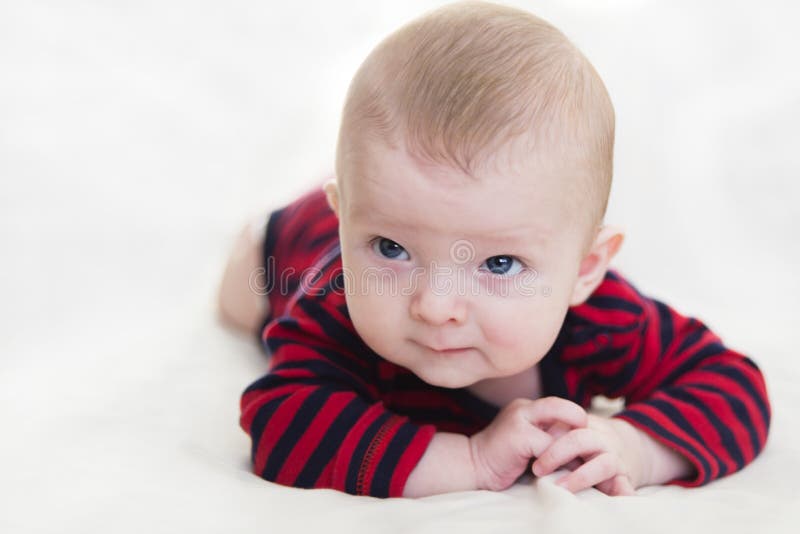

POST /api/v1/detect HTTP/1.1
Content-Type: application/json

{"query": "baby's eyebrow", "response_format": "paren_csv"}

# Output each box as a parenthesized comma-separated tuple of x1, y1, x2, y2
(374, 219, 546, 251)
(350, 204, 551, 249)
(428, 216, 552, 247)
(466, 231, 548, 250)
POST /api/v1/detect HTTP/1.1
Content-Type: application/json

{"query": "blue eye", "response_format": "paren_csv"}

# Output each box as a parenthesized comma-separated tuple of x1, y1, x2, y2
(372, 237, 409, 260)
(481, 255, 524, 276)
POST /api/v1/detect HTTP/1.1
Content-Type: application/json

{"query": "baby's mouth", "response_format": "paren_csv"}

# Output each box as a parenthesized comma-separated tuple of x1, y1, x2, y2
(414, 340, 472, 355)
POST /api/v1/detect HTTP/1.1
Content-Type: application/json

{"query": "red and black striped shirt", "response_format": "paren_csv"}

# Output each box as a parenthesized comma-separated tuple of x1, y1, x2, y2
(239, 183, 772, 498)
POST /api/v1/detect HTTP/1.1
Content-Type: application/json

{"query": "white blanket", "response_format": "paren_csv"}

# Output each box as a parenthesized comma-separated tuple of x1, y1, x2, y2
(1, 1, 797, 533)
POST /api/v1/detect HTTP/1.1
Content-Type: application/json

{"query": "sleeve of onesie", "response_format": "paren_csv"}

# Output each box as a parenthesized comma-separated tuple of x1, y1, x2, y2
(239, 252, 437, 498)
(567, 269, 772, 487)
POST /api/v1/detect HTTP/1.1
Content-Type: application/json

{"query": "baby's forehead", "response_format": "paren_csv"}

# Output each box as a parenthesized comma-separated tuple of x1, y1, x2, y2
(344, 145, 578, 244)
(346, 133, 583, 200)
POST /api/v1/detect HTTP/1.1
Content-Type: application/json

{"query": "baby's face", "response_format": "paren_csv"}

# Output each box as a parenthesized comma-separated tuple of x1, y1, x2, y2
(331, 140, 590, 389)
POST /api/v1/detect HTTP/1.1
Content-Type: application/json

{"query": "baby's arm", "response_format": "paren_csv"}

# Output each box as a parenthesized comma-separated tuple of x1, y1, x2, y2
(241, 322, 435, 497)
(239, 272, 439, 497)
(402, 432, 476, 496)
(574, 270, 772, 487)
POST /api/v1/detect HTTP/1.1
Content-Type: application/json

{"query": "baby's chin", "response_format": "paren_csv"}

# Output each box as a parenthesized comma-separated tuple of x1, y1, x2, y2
(414, 374, 472, 390)
(365, 339, 486, 389)
(402, 361, 483, 390)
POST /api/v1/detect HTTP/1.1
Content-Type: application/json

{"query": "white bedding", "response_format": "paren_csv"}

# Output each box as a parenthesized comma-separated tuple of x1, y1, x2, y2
(1, 1, 798, 533)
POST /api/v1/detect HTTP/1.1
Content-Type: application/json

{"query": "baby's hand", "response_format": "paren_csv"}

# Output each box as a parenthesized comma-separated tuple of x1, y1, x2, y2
(468, 396, 588, 491)
(532, 413, 643, 496)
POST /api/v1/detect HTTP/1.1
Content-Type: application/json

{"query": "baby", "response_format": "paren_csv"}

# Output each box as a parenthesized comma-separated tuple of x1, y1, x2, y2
(219, 1, 771, 498)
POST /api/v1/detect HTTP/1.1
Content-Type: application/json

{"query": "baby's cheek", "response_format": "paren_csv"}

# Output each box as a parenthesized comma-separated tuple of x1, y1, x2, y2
(347, 293, 402, 355)
(481, 310, 532, 353)
(481, 303, 555, 360)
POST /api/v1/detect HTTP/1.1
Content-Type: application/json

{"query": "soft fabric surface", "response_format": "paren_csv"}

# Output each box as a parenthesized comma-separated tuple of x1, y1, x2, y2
(1, 1, 797, 533)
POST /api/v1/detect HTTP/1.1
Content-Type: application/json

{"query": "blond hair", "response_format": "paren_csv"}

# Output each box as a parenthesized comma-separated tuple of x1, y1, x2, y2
(335, 1, 615, 252)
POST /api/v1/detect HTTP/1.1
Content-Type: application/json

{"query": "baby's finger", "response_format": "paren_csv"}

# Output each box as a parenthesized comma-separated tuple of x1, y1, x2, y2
(519, 418, 564, 461)
(554, 452, 620, 494)
(532, 457, 582, 477)
(596, 474, 635, 496)
(544, 420, 573, 440)
(524, 396, 588, 430)
(611, 474, 636, 496)
(595, 478, 614, 495)
(532, 428, 603, 477)
(543, 421, 585, 474)
(595, 474, 634, 497)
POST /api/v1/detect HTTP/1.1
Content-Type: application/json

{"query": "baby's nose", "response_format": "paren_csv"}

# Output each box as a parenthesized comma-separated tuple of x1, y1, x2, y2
(409, 277, 467, 326)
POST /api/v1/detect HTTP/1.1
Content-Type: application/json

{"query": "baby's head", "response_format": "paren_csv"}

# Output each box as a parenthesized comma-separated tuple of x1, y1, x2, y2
(324, 1, 624, 389)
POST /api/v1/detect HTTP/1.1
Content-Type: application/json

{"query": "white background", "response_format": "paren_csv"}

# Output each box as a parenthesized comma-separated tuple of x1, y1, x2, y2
(1, 1, 798, 532)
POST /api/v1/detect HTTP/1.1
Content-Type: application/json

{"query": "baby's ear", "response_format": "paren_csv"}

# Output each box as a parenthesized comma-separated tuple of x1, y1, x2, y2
(568, 225, 625, 307)
(323, 177, 340, 217)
